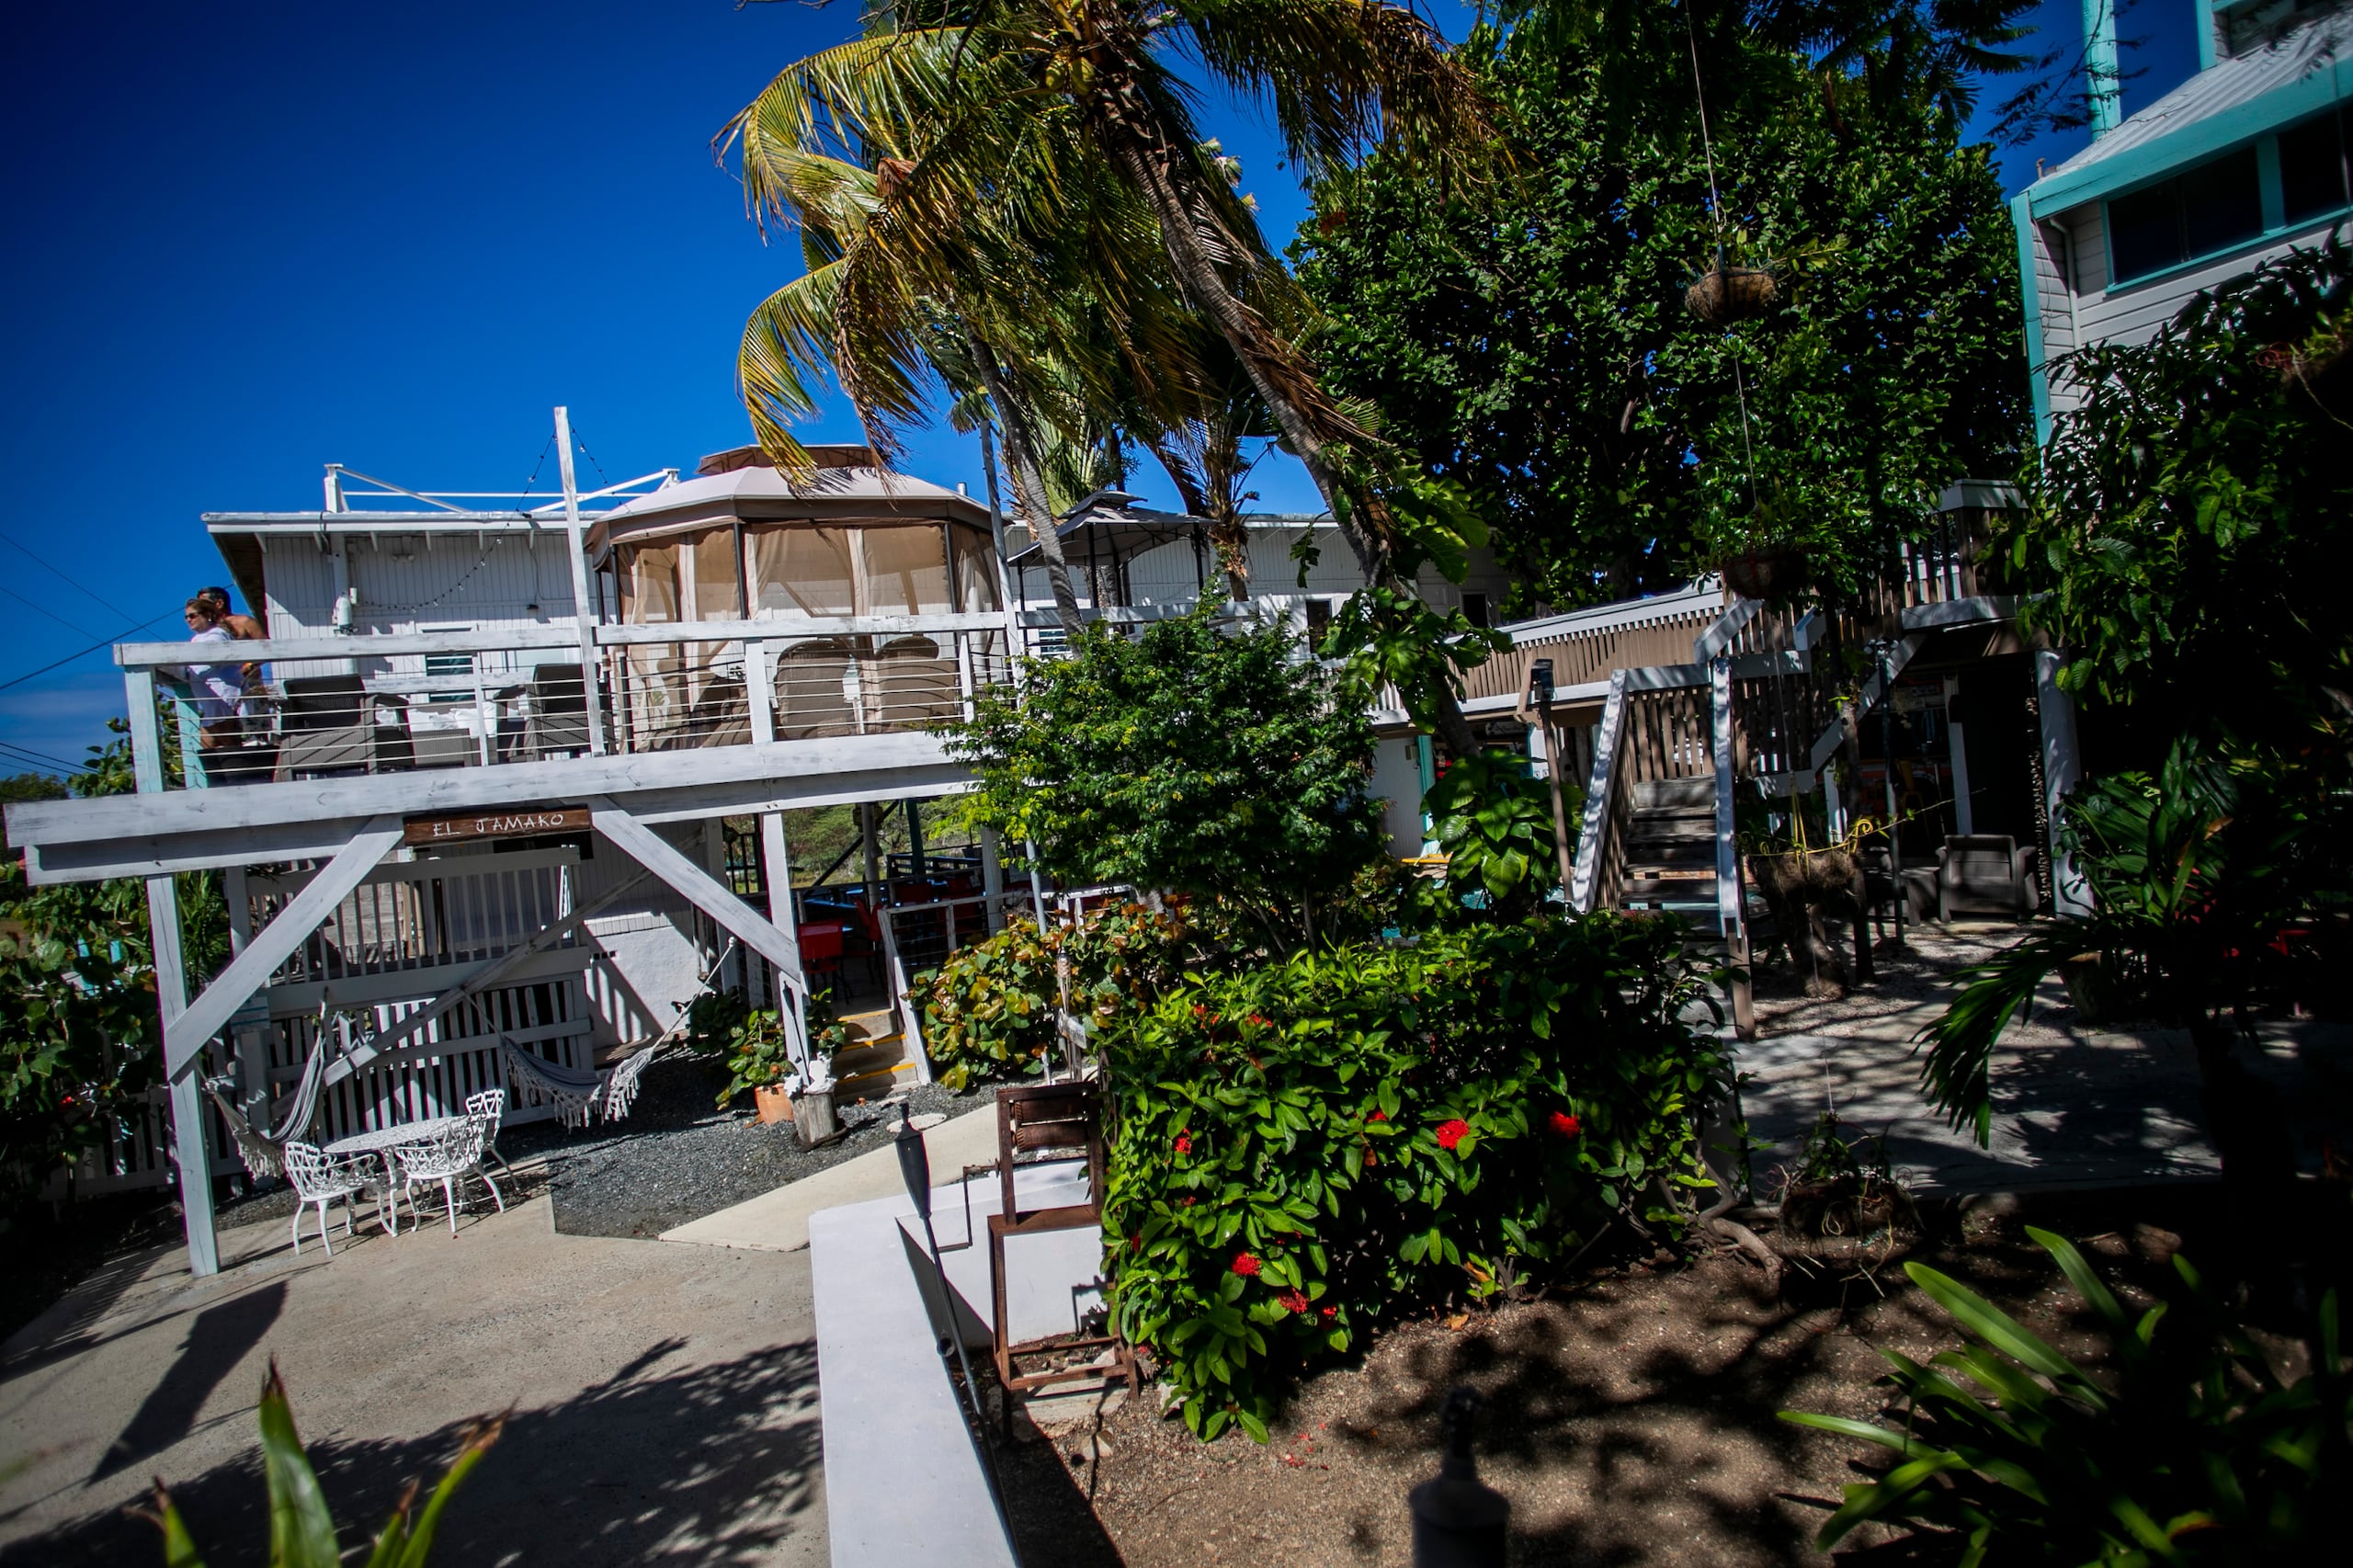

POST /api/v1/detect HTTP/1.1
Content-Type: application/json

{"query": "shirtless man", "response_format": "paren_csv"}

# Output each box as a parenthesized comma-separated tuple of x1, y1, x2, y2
(196, 586, 265, 642)
(196, 585, 266, 692)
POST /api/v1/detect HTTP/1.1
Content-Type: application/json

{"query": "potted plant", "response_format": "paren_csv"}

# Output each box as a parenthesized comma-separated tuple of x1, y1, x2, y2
(717, 1008, 799, 1123)
(1685, 259, 1780, 325)
(1708, 483, 1813, 602)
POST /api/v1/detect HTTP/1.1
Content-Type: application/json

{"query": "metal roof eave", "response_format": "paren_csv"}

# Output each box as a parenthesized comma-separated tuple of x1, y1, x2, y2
(2023, 29, 2349, 219)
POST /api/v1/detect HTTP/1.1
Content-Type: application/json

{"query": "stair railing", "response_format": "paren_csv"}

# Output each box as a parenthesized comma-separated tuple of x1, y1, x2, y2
(1569, 670, 1630, 913)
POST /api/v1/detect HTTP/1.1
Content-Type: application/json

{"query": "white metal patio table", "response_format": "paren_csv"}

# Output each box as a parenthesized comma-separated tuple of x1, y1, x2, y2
(325, 1115, 471, 1235)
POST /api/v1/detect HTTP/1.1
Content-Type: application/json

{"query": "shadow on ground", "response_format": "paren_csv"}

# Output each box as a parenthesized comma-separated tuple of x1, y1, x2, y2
(3, 1336, 823, 1568)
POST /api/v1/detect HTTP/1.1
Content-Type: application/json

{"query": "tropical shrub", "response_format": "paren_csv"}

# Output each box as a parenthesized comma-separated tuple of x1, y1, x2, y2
(146, 1359, 499, 1566)
(1782, 1228, 2352, 1563)
(915, 904, 1187, 1093)
(1422, 749, 1569, 918)
(1101, 913, 1731, 1439)
(943, 604, 1389, 949)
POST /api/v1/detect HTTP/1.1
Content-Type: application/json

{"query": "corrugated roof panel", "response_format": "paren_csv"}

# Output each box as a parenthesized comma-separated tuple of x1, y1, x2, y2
(2047, 12, 2350, 176)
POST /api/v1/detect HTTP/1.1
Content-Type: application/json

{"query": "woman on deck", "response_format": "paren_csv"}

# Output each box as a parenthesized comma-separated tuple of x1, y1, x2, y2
(177, 597, 247, 751)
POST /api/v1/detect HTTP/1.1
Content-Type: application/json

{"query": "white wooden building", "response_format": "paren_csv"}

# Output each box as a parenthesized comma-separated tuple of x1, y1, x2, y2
(2013, 0, 2351, 436)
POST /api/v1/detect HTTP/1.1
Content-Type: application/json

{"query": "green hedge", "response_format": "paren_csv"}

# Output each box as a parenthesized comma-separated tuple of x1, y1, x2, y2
(1099, 914, 1732, 1439)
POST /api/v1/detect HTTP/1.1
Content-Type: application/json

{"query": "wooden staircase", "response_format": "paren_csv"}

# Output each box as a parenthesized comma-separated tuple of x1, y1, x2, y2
(828, 1006, 922, 1096)
(1618, 778, 1721, 915)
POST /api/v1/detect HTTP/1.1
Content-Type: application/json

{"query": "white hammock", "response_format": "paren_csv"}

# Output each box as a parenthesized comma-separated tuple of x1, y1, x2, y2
(203, 1031, 330, 1179)
(501, 1039, 657, 1131)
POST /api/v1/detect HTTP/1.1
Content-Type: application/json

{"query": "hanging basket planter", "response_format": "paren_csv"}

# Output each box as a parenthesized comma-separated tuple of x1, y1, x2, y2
(1685, 264, 1780, 326)
(1718, 542, 1811, 601)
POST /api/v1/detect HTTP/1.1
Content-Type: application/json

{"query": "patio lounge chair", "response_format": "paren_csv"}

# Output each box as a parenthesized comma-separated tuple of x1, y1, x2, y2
(274, 675, 377, 780)
(524, 663, 591, 758)
(1936, 835, 2040, 921)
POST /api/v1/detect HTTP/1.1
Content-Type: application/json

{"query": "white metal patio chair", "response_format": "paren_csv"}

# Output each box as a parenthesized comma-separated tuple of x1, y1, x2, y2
(282, 1141, 387, 1257)
(394, 1119, 506, 1235)
(465, 1087, 512, 1172)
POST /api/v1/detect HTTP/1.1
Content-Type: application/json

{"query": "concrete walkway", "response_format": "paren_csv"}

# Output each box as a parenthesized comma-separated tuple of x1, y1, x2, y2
(1738, 927, 2353, 1195)
(662, 1104, 1002, 1254)
(0, 1190, 826, 1567)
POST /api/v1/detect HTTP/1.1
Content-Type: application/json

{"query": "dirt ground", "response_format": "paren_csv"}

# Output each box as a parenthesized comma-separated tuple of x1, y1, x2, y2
(996, 1187, 2326, 1568)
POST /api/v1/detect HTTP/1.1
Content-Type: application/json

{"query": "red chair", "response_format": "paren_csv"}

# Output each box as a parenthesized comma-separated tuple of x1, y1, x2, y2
(797, 920, 847, 992)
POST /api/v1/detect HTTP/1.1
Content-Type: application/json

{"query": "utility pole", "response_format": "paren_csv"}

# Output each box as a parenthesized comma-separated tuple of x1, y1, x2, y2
(553, 406, 608, 755)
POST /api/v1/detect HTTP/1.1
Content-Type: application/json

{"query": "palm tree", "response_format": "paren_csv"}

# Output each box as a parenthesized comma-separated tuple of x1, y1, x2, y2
(722, 0, 1495, 600)
(723, 136, 1134, 637)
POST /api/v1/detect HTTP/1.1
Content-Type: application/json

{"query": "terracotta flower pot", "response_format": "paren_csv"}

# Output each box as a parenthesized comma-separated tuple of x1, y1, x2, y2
(1719, 544, 1810, 601)
(753, 1083, 793, 1125)
(1685, 264, 1779, 325)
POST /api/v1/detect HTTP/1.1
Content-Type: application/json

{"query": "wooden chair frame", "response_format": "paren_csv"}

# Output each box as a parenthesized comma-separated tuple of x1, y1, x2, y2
(985, 1082, 1136, 1427)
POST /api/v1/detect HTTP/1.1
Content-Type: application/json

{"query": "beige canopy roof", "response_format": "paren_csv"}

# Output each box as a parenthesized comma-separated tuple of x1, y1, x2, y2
(587, 449, 992, 554)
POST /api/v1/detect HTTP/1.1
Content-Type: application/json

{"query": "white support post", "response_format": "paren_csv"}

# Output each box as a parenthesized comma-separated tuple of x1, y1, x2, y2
(979, 825, 1006, 935)
(2035, 650, 2091, 916)
(745, 640, 775, 746)
(165, 818, 406, 1081)
(762, 812, 799, 984)
(1710, 658, 1756, 1040)
(553, 406, 608, 756)
(129, 665, 219, 1275)
(1943, 675, 1973, 836)
(151, 879, 219, 1277)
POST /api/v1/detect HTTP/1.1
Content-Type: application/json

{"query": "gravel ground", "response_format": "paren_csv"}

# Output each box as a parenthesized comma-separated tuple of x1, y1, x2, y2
(1002, 1187, 2302, 1568)
(530, 1056, 972, 1239)
(207, 1056, 975, 1243)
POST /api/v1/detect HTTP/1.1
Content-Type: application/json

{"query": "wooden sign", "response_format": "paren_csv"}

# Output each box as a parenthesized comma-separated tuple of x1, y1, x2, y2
(403, 806, 589, 847)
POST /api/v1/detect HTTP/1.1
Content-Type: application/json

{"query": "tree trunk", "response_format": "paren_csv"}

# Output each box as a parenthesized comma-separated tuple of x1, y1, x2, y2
(1144, 436, 1248, 601)
(1086, 73, 1482, 755)
(970, 335, 1085, 640)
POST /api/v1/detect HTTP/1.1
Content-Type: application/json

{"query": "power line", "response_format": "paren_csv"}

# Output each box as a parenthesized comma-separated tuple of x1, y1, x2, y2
(0, 530, 140, 622)
(0, 739, 83, 773)
(0, 612, 176, 696)
(0, 579, 104, 640)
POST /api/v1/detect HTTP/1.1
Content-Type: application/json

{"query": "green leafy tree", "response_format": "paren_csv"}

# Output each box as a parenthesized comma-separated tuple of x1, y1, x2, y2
(1919, 246, 2353, 1197)
(1, 722, 226, 1209)
(2008, 240, 2353, 756)
(944, 604, 1386, 949)
(1295, 19, 2027, 606)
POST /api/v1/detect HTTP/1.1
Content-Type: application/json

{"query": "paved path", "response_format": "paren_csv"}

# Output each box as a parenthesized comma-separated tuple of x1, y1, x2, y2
(1737, 927, 2353, 1195)
(0, 1191, 826, 1567)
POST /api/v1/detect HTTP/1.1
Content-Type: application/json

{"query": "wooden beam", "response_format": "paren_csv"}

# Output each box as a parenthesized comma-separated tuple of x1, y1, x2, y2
(164, 818, 404, 1081)
(1569, 671, 1628, 915)
(1710, 658, 1756, 1041)
(9, 728, 958, 857)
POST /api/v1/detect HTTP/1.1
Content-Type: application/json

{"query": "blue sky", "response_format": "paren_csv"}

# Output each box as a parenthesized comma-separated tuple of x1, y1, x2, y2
(0, 0, 2200, 771)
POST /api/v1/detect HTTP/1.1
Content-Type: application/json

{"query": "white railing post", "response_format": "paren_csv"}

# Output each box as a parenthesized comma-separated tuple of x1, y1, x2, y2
(745, 640, 774, 746)
(1710, 657, 1756, 1040)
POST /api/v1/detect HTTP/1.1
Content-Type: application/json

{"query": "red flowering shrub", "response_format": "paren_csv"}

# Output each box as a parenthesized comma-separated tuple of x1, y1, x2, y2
(1103, 915, 1732, 1440)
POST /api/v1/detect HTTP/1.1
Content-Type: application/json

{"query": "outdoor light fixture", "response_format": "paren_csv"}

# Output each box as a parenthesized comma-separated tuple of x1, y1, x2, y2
(1526, 658, 1554, 710)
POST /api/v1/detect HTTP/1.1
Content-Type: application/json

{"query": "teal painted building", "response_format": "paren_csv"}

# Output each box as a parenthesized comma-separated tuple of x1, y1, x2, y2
(2012, 0, 2352, 439)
